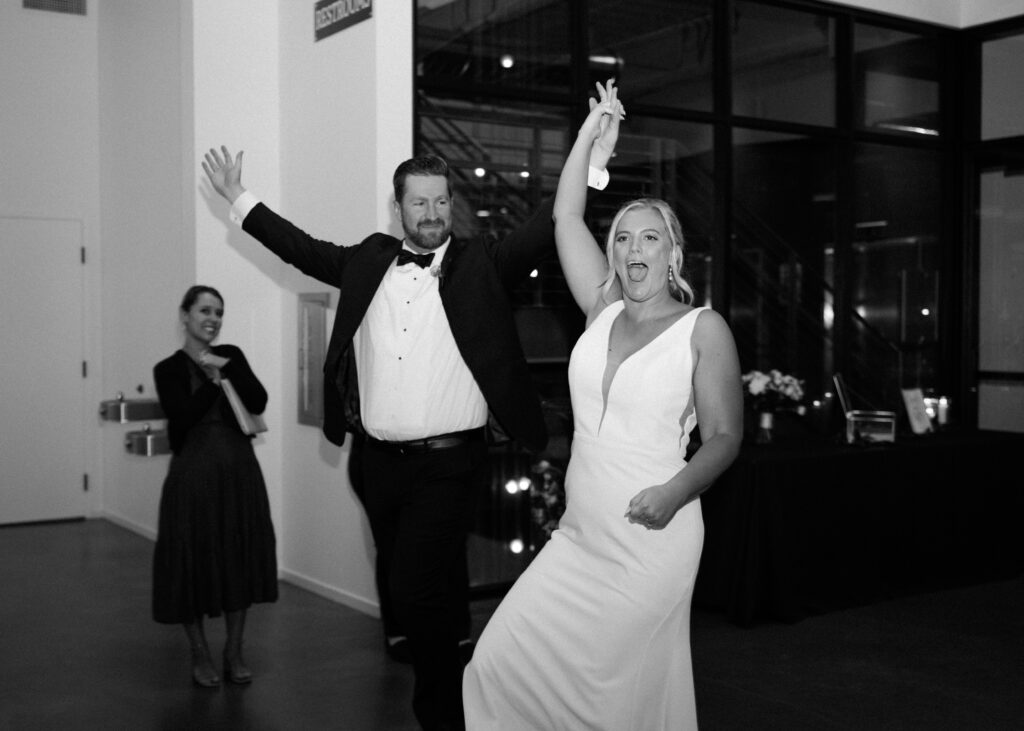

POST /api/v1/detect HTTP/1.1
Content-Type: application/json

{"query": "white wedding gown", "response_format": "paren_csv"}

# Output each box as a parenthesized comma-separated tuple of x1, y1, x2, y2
(464, 301, 707, 730)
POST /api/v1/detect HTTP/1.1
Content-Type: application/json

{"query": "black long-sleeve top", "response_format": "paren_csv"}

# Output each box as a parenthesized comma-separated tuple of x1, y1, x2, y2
(153, 344, 267, 455)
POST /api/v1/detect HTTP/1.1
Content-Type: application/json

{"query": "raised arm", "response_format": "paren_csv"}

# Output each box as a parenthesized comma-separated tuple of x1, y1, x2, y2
(553, 81, 624, 320)
(201, 145, 355, 287)
(202, 146, 247, 204)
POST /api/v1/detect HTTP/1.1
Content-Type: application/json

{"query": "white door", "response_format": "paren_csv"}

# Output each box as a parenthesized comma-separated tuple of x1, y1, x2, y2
(0, 216, 87, 524)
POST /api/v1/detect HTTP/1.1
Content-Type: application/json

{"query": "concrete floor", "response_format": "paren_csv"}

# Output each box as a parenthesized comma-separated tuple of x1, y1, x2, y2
(1, 519, 1021, 730)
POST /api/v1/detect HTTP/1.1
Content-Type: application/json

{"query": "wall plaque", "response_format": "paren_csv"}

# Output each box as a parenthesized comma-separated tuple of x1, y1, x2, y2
(298, 293, 330, 427)
(314, 0, 372, 42)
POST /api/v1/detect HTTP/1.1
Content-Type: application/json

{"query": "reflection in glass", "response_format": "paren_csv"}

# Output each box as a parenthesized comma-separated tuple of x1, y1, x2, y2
(589, 0, 714, 112)
(417, 94, 577, 349)
(418, 94, 563, 254)
(854, 23, 941, 137)
(732, 2, 836, 127)
(600, 117, 714, 305)
(731, 128, 836, 413)
(418, 92, 575, 590)
(850, 143, 941, 408)
(416, 0, 572, 95)
(977, 163, 1024, 432)
(978, 166, 1024, 373)
(978, 382, 1024, 431)
(982, 34, 1024, 140)
(469, 447, 548, 591)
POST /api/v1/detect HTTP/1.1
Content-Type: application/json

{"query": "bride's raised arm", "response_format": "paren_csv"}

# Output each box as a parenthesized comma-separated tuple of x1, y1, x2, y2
(553, 80, 624, 320)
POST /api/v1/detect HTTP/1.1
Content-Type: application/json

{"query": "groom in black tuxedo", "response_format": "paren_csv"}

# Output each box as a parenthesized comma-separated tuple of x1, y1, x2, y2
(203, 120, 614, 729)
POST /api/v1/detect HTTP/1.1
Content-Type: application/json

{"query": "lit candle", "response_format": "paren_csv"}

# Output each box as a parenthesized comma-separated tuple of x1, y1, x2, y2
(937, 397, 949, 425)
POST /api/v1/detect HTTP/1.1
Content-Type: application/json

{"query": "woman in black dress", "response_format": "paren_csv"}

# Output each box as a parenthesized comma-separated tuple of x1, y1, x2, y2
(152, 285, 278, 687)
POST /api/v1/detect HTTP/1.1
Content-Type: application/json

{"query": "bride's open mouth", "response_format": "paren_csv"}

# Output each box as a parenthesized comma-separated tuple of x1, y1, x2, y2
(626, 261, 648, 282)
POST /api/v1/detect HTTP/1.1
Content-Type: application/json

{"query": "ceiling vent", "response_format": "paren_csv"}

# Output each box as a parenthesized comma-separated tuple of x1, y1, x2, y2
(24, 0, 86, 15)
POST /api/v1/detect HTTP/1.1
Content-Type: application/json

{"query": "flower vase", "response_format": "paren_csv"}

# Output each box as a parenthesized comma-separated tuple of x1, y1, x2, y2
(756, 411, 774, 444)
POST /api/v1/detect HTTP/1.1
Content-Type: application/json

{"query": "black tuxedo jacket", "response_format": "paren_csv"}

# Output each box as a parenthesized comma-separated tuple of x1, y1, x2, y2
(241, 198, 556, 452)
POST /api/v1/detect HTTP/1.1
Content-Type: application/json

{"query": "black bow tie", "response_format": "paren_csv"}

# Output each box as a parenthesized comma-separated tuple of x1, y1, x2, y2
(396, 249, 435, 268)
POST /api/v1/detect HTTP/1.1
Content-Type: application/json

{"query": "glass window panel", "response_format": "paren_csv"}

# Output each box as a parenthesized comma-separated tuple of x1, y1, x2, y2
(468, 446, 547, 589)
(978, 381, 1024, 432)
(854, 24, 942, 137)
(599, 117, 714, 305)
(978, 165, 1024, 374)
(417, 0, 572, 96)
(417, 94, 570, 311)
(982, 34, 1024, 140)
(849, 143, 942, 408)
(732, 2, 836, 127)
(418, 93, 574, 587)
(731, 128, 837, 419)
(588, 0, 714, 113)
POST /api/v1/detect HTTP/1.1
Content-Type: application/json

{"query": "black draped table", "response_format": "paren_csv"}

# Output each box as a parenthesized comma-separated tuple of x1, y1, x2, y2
(693, 429, 1024, 626)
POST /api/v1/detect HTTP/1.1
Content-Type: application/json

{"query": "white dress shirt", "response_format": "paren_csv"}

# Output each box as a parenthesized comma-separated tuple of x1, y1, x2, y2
(230, 192, 484, 441)
(353, 240, 488, 441)
(229, 165, 609, 441)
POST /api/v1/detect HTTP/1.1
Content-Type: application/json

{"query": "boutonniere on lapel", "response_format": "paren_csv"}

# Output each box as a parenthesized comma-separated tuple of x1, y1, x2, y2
(432, 253, 453, 289)
(432, 237, 464, 290)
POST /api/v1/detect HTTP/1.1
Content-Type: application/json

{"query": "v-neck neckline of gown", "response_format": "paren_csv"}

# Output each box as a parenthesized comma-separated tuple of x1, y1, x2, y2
(597, 302, 699, 433)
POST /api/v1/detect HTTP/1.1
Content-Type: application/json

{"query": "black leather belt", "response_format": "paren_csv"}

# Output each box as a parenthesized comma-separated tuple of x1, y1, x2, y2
(365, 427, 485, 455)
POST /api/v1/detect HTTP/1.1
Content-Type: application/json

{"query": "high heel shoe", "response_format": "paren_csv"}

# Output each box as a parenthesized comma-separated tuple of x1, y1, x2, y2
(191, 654, 221, 688)
(223, 652, 253, 684)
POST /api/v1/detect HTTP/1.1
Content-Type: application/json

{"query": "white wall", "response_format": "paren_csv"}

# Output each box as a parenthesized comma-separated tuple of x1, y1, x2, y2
(268, 0, 414, 614)
(189, 0, 288, 564)
(829, 0, 1024, 26)
(267, 1, 376, 613)
(96, 0, 193, 537)
(0, 6, 97, 256)
(0, 3, 103, 518)
(829, 0, 960, 26)
(961, 0, 1024, 26)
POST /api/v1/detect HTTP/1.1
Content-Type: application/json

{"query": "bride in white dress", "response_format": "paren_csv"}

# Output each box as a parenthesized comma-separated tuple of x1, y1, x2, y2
(463, 81, 743, 731)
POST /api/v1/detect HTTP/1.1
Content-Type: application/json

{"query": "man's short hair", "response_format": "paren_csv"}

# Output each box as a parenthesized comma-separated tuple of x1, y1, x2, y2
(393, 155, 451, 203)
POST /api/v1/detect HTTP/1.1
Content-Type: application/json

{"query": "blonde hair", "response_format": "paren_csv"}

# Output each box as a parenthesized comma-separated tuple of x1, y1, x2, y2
(599, 198, 694, 304)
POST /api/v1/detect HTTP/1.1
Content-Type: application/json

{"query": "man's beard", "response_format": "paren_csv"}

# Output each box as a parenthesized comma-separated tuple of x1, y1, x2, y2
(405, 219, 451, 250)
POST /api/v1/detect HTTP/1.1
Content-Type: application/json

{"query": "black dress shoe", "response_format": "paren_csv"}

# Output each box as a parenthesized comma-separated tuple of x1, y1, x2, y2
(385, 636, 413, 664)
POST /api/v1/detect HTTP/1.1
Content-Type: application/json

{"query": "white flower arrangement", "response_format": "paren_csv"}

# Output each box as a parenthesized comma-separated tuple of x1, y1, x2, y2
(742, 369, 805, 413)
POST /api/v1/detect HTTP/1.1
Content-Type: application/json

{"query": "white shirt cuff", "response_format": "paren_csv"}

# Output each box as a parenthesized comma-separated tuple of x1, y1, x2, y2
(229, 190, 260, 227)
(588, 166, 610, 191)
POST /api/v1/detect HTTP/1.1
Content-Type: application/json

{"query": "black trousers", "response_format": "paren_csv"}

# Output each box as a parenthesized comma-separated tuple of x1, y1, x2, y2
(350, 434, 472, 643)
(361, 437, 487, 731)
